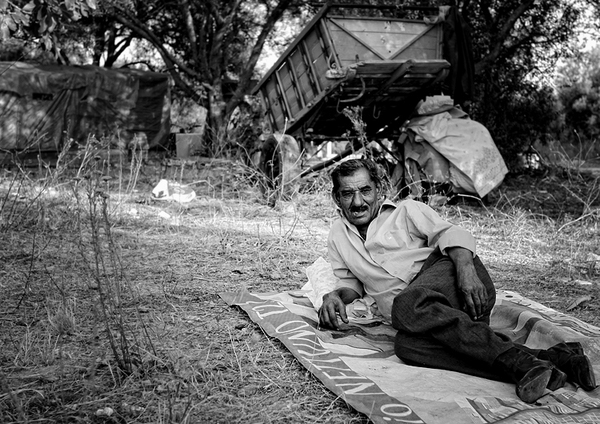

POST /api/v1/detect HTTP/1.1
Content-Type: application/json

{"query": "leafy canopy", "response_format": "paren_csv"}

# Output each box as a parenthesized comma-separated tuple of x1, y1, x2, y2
(1, 0, 97, 51)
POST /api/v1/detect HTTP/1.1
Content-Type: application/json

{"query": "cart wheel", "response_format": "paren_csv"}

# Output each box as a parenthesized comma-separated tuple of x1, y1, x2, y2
(259, 133, 300, 206)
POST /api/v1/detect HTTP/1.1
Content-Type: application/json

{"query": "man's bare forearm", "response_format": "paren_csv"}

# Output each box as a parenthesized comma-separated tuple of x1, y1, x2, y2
(447, 246, 475, 269)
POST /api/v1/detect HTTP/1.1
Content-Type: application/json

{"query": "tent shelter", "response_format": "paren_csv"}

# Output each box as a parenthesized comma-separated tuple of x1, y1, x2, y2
(0, 62, 170, 151)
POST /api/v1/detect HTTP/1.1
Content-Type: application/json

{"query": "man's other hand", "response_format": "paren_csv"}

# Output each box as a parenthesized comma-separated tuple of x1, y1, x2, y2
(457, 264, 487, 320)
(448, 247, 487, 320)
(319, 291, 349, 329)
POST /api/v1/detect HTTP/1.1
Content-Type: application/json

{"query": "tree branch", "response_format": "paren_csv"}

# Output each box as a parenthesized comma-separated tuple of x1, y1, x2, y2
(111, 5, 199, 78)
(474, 0, 537, 75)
(228, 0, 300, 113)
(111, 6, 203, 103)
(197, 12, 211, 80)
(207, 0, 243, 81)
(479, 0, 493, 27)
(179, 0, 198, 66)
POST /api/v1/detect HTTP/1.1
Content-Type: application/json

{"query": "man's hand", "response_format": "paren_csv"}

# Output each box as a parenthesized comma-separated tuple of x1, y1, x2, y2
(448, 247, 487, 320)
(318, 288, 360, 329)
(319, 291, 348, 329)
(456, 263, 487, 320)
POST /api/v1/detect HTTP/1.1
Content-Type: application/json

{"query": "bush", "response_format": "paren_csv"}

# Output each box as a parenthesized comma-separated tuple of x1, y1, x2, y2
(471, 83, 558, 171)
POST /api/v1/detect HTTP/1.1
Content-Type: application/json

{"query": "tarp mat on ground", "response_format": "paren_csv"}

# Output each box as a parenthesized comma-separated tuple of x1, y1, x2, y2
(220, 288, 600, 423)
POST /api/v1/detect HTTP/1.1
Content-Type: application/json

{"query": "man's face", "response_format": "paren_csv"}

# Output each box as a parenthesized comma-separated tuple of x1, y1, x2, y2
(334, 168, 381, 232)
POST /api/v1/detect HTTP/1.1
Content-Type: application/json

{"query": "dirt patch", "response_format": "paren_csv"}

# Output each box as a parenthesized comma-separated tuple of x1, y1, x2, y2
(1, 156, 599, 423)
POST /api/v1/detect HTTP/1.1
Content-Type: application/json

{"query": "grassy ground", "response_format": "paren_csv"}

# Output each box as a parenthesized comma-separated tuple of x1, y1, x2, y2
(1, 149, 599, 423)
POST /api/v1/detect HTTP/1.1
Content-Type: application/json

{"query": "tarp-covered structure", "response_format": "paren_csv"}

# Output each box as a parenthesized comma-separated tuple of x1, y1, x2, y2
(0, 62, 170, 151)
(392, 96, 508, 200)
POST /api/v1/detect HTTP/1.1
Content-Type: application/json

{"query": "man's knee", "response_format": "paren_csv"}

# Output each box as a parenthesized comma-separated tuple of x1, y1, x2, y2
(394, 331, 446, 368)
(391, 293, 408, 330)
(391, 290, 420, 330)
(391, 286, 437, 329)
(392, 286, 424, 310)
(394, 331, 419, 363)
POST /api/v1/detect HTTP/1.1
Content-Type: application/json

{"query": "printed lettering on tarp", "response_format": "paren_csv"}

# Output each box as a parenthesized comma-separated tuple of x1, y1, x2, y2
(222, 289, 600, 424)
(224, 292, 425, 424)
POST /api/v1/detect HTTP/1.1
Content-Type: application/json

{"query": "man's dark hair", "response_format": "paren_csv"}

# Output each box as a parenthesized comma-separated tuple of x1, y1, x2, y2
(330, 158, 382, 196)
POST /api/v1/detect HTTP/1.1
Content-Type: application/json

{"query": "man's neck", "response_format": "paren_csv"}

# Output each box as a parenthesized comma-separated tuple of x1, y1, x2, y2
(357, 225, 368, 240)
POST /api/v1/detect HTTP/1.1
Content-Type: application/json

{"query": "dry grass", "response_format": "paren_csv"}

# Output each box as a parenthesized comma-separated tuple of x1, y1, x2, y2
(0, 147, 599, 423)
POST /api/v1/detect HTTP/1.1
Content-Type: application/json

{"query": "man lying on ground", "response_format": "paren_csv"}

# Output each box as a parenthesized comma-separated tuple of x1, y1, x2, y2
(319, 158, 596, 404)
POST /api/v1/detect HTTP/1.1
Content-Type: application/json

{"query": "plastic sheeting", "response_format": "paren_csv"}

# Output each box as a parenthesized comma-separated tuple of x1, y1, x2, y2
(222, 285, 600, 424)
(0, 62, 170, 150)
(402, 108, 508, 198)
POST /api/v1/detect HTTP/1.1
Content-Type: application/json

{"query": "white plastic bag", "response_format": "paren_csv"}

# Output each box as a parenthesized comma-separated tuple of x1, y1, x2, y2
(152, 179, 197, 203)
(302, 257, 338, 310)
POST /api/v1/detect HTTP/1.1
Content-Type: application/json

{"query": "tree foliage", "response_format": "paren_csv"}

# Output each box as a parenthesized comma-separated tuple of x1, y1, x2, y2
(459, 0, 593, 163)
(96, 0, 308, 155)
(554, 45, 600, 156)
(464, 0, 581, 77)
(3, 0, 600, 164)
(0, 0, 97, 57)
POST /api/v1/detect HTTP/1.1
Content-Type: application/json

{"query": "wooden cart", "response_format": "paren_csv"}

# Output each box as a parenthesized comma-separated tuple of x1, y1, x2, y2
(252, 3, 454, 197)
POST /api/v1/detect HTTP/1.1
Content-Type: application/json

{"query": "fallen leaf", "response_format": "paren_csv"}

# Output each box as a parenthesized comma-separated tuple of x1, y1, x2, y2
(237, 384, 259, 397)
(95, 407, 114, 417)
(566, 295, 592, 311)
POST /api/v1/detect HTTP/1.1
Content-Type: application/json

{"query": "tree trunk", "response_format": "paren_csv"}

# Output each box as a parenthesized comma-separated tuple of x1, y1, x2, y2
(205, 81, 228, 156)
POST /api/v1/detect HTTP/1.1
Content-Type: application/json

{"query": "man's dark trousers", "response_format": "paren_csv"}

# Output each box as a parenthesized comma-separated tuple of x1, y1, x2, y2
(391, 248, 515, 381)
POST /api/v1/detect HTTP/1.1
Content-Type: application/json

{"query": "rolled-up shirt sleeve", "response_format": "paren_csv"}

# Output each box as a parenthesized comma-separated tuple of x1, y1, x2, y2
(437, 226, 476, 255)
(328, 234, 365, 297)
(407, 200, 476, 256)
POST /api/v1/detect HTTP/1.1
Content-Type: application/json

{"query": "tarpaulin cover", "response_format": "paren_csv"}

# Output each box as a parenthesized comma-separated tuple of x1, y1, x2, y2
(403, 107, 508, 198)
(0, 61, 170, 150)
(221, 287, 600, 424)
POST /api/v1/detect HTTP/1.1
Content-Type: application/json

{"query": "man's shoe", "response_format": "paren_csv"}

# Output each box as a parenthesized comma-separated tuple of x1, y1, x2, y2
(563, 342, 585, 355)
(546, 366, 568, 391)
(516, 365, 554, 403)
(538, 342, 597, 391)
(514, 345, 567, 391)
(494, 347, 561, 403)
